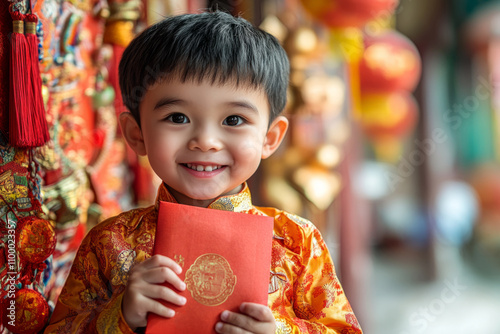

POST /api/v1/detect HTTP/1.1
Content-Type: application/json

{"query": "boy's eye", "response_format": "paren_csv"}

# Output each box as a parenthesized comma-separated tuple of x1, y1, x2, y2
(166, 113, 189, 124)
(223, 115, 244, 126)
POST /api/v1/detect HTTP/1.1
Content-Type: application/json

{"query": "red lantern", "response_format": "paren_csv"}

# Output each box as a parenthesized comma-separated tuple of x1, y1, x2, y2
(16, 217, 56, 264)
(360, 91, 419, 139)
(300, 0, 399, 28)
(360, 31, 422, 93)
(2, 288, 50, 334)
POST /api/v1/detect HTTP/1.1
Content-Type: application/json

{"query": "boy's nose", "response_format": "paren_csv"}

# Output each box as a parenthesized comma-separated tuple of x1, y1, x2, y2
(188, 129, 223, 152)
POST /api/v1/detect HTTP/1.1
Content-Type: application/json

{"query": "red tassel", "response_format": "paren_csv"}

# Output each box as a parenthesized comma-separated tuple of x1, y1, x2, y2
(25, 14, 49, 146)
(9, 8, 33, 148)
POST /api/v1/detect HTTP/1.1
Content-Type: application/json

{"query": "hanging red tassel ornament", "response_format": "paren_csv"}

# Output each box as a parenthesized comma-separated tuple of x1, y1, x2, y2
(25, 14, 49, 146)
(9, 7, 33, 148)
(1, 288, 50, 334)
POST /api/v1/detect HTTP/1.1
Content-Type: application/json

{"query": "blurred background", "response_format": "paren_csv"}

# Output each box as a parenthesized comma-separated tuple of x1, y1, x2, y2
(1, 0, 500, 333)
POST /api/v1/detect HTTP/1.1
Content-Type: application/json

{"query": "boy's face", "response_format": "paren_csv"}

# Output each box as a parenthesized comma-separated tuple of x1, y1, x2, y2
(120, 77, 288, 206)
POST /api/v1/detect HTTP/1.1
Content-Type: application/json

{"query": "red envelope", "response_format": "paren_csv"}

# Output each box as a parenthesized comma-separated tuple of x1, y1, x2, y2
(146, 201, 274, 334)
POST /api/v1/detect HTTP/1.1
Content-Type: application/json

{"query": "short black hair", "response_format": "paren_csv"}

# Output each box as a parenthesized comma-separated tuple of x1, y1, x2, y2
(118, 11, 290, 126)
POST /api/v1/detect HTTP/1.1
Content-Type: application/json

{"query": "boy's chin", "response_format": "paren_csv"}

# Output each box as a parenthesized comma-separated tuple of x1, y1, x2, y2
(164, 182, 244, 202)
(185, 188, 242, 201)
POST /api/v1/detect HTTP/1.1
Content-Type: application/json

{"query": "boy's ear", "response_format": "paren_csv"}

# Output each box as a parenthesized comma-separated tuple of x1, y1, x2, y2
(262, 115, 289, 159)
(119, 112, 147, 156)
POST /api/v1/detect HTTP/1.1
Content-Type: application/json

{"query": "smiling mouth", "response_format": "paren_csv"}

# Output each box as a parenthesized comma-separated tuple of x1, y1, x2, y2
(182, 163, 223, 172)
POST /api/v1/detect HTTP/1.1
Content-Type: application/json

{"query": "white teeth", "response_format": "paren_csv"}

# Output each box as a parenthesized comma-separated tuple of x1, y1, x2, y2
(185, 164, 220, 172)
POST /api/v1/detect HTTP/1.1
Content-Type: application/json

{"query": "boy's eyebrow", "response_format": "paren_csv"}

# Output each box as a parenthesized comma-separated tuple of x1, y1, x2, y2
(153, 98, 186, 110)
(226, 101, 259, 113)
(153, 98, 259, 113)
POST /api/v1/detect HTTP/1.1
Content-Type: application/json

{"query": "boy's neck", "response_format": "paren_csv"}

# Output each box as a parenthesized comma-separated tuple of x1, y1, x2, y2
(163, 183, 244, 208)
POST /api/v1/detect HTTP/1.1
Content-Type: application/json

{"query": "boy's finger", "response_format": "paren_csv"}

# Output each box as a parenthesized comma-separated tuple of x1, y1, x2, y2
(142, 284, 187, 306)
(123, 295, 176, 328)
(220, 311, 259, 332)
(239, 303, 274, 322)
(143, 266, 186, 291)
(141, 254, 183, 274)
(215, 322, 252, 334)
(144, 297, 177, 319)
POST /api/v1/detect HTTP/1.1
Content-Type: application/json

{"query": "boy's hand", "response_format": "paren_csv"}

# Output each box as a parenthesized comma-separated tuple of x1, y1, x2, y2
(215, 303, 276, 334)
(122, 255, 187, 330)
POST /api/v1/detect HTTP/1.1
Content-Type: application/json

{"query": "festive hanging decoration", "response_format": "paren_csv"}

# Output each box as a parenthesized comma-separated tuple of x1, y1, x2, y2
(358, 90, 419, 161)
(359, 91, 418, 140)
(16, 216, 56, 264)
(300, 0, 399, 28)
(284, 26, 321, 59)
(354, 26, 421, 162)
(7, 6, 49, 148)
(8, 6, 32, 148)
(25, 14, 50, 147)
(0, 150, 52, 330)
(292, 165, 342, 210)
(360, 31, 422, 93)
(2, 288, 50, 334)
(1, 0, 145, 331)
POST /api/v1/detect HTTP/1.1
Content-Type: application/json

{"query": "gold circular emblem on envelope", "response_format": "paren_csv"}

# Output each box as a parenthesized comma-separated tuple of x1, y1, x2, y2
(185, 253, 237, 306)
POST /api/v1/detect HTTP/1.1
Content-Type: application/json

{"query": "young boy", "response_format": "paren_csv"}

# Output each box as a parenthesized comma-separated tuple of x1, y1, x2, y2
(45, 11, 362, 334)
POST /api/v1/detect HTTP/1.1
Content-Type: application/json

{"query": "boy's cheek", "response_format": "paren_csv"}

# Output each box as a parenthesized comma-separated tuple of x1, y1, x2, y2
(239, 140, 262, 156)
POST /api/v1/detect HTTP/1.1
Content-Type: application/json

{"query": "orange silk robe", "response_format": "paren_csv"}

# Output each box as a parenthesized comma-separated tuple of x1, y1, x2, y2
(44, 183, 362, 334)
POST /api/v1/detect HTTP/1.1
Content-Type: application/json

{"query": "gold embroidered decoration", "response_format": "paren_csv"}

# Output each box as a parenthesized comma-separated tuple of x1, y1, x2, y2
(185, 253, 237, 306)
(174, 254, 185, 268)
(284, 212, 313, 228)
(209, 197, 234, 211)
(111, 249, 136, 286)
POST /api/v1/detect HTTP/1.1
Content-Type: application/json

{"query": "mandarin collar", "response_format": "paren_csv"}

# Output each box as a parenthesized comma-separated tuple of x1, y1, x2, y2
(155, 183, 253, 213)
